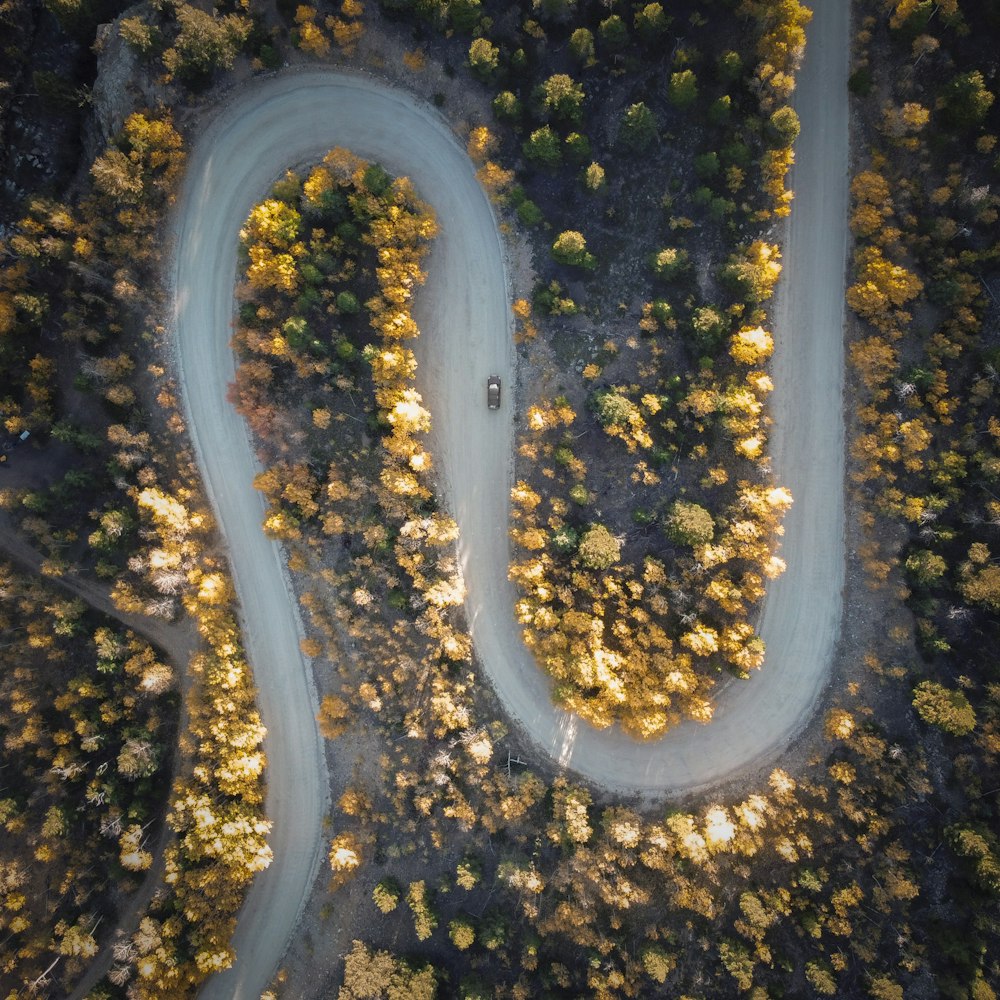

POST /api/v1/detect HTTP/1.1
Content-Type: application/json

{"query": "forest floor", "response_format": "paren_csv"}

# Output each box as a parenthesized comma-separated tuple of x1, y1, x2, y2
(46, 0, 882, 994)
(0, 0, 913, 995)
(242, 3, 869, 995)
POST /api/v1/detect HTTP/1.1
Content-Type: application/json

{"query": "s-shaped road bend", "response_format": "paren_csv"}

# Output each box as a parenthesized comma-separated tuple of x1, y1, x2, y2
(174, 2, 848, 994)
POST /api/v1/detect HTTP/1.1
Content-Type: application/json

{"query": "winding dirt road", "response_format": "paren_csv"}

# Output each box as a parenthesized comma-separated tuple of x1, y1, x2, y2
(174, 1, 847, 992)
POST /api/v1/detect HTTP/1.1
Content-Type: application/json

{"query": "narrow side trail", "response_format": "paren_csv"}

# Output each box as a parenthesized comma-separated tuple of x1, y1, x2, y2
(174, 1, 848, 989)
(0, 515, 194, 1000)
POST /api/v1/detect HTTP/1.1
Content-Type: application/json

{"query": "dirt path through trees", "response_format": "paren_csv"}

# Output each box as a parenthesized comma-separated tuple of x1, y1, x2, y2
(0, 512, 196, 664)
(174, 3, 848, 985)
(0, 515, 195, 1000)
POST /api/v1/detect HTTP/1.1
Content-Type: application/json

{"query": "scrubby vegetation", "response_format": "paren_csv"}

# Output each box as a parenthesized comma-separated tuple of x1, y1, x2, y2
(3, 0, 1000, 995)
(0, 565, 177, 994)
(842, 0, 1000, 988)
(231, 148, 474, 680)
(230, 137, 996, 993)
(225, 0, 998, 996)
(124, 487, 272, 996)
(1, 46, 267, 1000)
(444, 0, 807, 734)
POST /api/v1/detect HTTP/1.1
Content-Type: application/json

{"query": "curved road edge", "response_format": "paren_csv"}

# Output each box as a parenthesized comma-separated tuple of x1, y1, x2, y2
(445, 0, 851, 796)
(171, 0, 848, 985)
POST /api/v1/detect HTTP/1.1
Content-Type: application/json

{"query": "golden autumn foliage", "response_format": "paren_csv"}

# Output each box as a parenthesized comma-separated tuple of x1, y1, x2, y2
(338, 940, 436, 999)
(509, 467, 791, 734)
(40, 0, 988, 992)
(467, 125, 498, 165)
(847, 246, 923, 334)
(509, 257, 791, 733)
(326, 0, 365, 54)
(0, 568, 177, 992)
(294, 5, 331, 57)
(729, 325, 774, 366)
(329, 831, 365, 888)
(0, 93, 278, 993)
(233, 153, 487, 762)
(93, 0, 998, 993)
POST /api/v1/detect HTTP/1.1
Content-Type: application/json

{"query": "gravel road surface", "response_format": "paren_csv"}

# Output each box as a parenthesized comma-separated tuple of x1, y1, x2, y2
(174, 0, 848, 989)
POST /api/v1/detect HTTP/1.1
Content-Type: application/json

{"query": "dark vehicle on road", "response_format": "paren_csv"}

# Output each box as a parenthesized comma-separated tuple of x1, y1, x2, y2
(487, 375, 501, 409)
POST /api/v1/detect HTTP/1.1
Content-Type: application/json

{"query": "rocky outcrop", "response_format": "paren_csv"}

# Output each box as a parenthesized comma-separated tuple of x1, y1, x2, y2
(86, 9, 158, 162)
